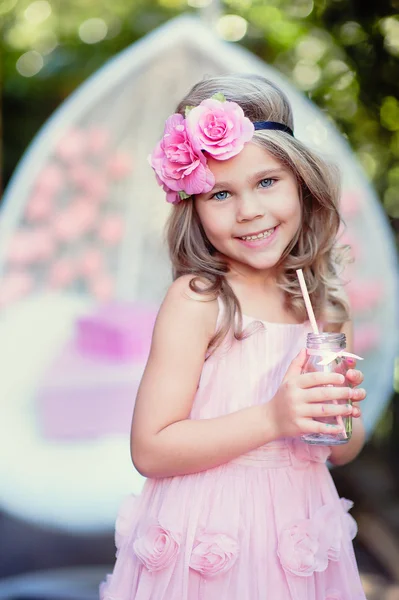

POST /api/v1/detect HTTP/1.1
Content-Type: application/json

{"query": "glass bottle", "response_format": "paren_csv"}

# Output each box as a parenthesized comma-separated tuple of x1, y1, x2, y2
(301, 332, 352, 446)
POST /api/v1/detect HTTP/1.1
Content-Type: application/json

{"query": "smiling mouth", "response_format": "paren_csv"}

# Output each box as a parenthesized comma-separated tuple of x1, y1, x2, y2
(238, 227, 277, 241)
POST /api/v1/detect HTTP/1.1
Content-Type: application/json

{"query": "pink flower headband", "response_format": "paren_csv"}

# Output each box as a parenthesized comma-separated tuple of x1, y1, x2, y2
(148, 93, 294, 204)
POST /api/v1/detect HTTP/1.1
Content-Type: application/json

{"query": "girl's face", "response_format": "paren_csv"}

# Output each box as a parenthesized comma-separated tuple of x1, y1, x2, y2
(195, 142, 301, 279)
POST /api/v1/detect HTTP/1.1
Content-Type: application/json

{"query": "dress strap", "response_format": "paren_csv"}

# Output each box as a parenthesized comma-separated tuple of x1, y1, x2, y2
(204, 296, 225, 359)
(216, 295, 225, 333)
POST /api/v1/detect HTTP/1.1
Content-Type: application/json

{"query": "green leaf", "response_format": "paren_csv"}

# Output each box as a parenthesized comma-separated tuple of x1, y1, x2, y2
(179, 190, 191, 200)
(184, 105, 195, 117)
(211, 92, 226, 103)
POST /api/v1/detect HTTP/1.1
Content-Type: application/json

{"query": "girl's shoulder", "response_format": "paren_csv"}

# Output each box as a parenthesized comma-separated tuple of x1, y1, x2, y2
(158, 275, 219, 340)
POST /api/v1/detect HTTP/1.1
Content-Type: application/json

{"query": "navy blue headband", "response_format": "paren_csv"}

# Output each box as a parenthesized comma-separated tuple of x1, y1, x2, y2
(253, 121, 294, 137)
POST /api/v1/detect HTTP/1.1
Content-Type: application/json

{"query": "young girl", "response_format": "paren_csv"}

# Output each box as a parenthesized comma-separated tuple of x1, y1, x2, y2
(100, 74, 367, 600)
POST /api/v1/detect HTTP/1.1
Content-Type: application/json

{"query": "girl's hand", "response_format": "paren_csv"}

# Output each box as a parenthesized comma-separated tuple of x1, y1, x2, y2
(344, 358, 366, 419)
(269, 349, 357, 439)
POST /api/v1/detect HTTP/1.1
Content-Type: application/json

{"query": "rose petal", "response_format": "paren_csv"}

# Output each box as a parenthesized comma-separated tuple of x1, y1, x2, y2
(133, 525, 180, 572)
(278, 502, 346, 577)
(186, 98, 254, 161)
(166, 189, 181, 204)
(190, 532, 238, 577)
(340, 498, 358, 540)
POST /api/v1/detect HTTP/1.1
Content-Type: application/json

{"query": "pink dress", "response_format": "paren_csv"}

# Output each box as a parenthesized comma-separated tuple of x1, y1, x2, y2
(100, 304, 366, 600)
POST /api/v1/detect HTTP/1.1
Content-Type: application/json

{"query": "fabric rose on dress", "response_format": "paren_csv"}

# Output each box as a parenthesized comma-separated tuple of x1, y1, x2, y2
(133, 524, 180, 572)
(340, 498, 358, 540)
(148, 113, 215, 203)
(190, 532, 239, 577)
(278, 519, 324, 576)
(277, 503, 342, 577)
(186, 96, 254, 160)
(290, 437, 331, 469)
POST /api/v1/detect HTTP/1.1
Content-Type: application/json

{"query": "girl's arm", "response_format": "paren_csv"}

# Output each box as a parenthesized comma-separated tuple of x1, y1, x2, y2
(327, 318, 366, 466)
(130, 276, 280, 478)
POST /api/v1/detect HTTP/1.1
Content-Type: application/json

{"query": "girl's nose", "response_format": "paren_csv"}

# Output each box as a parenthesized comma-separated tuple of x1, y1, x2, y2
(236, 193, 265, 222)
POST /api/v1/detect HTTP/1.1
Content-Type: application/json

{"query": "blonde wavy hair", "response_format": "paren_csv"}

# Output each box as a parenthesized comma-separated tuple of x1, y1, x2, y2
(166, 74, 350, 350)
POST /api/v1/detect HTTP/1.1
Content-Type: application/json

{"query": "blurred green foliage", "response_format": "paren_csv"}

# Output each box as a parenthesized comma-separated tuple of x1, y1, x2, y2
(1, 0, 399, 241)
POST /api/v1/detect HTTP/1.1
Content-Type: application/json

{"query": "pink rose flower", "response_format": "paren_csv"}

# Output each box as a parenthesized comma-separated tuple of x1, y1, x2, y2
(340, 498, 358, 540)
(186, 98, 254, 160)
(106, 152, 132, 179)
(133, 524, 180, 572)
(25, 192, 53, 222)
(0, 272, 33, 308)
(98, 215, 124, 245)
(278, 519, 323, 577)
(35, 163, 64, 194)
(278, 503, 342, 577)
(89, 273, 114, 302)
(88, 127, 110, 154)
(148, 113, 215, 200)
(190, 532, 238, 577)
(49, 258, 76, 288)
(56, 128, 87, 163)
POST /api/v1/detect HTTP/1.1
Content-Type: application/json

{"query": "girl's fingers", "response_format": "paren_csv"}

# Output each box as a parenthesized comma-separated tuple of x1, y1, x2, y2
(352, 406, 362, 418)
(305, 386, 366, 403)
(299, 418, 343, 436)
(304, 402, 353, 419)
(346, 369, 364, 386)
(345, 358, 357, 369)
(305, 385, 353, 403)
(351, 388, 366, 401)
(300, 372, 345, 389)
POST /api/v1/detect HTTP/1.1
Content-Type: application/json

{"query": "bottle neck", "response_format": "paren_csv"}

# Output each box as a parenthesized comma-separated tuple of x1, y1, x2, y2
(306, 332, 346, 351)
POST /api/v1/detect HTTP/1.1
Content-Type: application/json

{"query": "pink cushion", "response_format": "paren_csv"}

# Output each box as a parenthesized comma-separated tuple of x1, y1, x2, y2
(36, 302, 157, 440)
(76, 302, 157, 360)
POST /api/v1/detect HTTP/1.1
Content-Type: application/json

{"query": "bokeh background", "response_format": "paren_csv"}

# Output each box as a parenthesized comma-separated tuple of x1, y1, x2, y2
(1, 1, 399, 599)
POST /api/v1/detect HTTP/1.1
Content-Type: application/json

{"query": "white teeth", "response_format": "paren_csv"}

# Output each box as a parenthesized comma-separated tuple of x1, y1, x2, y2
(241, 228, 274, 241)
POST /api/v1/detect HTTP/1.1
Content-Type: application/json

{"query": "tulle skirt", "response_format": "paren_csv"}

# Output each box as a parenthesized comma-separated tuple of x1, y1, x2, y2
(100, 440, 366, 600)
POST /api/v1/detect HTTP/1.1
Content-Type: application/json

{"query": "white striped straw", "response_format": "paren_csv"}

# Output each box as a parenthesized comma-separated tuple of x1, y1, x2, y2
(296, 269, 319, 335)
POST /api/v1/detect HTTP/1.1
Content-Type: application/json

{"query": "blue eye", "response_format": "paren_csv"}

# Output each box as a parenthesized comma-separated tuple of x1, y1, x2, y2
(259, 178, 274, 188)
(212, 190, 230, 201)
